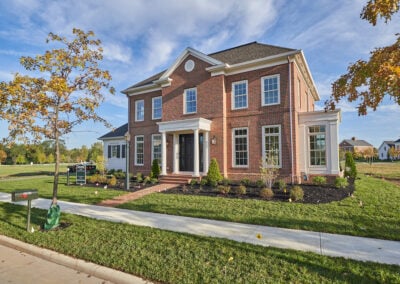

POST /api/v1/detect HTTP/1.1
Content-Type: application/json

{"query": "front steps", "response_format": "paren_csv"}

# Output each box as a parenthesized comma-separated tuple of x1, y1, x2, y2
(159, 174, 199, 185)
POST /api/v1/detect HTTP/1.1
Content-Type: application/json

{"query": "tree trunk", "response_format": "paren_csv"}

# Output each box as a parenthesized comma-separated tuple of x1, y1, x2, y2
(52, 132, 60, 205)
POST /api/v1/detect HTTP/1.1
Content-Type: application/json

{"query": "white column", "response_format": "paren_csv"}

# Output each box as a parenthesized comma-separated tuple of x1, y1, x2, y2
(203, 131, 209, 174)
(193, 129, 200, 177)
(173, 133, 179, 174)
(161, 131, 167, 176)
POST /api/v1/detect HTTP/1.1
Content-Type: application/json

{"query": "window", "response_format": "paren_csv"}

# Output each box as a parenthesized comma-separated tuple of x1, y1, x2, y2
(135, 135, 144, 165)
(184, 88, 197, 114)
(232, 128, 248, 167)
(152, 134, 162, 163)
(135, 100, 144, 121)
(152, 96, 162, 120)
(261, 74, 280, 106)
(121, 144, 126, 159)
(232, 80, 248, 109)
(262, 125, 281, 167)
(309, 125, 326, 166)
(107, 145, 121, 159)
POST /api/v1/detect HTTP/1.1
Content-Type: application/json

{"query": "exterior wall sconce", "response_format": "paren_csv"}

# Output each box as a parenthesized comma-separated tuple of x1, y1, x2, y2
(211, 135, 217, 145)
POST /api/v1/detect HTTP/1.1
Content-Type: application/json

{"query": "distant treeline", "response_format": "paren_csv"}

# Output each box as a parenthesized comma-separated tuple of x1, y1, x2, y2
(0, 140, 103, 165)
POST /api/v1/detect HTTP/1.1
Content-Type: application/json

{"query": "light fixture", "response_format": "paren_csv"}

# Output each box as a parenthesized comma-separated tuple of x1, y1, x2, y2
(211, 135, 217, 145)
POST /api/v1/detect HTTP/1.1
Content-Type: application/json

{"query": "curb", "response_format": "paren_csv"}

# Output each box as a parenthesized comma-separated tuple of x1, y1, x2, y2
(0, 235, 151, 284)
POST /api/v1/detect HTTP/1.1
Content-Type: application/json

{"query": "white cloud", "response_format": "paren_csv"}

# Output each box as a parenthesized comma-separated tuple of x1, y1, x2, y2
(102, 42, 132, 63)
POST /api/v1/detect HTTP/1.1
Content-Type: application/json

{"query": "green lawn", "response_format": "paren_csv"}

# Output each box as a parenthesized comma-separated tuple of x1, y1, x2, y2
(0, 175, 124, 204)
(0, 202, 399, 284)
(119, 175, 400, 241)
(0, 164, 59, 178)
(356, 161, 400, 179)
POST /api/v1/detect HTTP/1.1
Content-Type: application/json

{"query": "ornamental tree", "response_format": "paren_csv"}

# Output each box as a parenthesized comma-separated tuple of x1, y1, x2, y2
(326, 0, 400, 115)
(0, 28, 115, 205)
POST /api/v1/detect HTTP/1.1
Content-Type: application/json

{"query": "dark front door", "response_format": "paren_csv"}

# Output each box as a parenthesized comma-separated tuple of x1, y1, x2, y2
(179, 134, 194, 171)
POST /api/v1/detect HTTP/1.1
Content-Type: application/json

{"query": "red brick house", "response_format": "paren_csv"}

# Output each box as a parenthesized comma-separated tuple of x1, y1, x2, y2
(122, 42, 341, 183)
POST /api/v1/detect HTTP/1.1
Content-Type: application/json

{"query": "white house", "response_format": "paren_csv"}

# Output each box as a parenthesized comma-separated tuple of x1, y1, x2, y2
(378, 140, 397, 160)
(98, 123, 128, 170)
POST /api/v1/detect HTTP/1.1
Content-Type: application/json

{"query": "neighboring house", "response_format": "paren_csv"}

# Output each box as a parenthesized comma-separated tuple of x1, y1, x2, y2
(98, 123, 128, 171)
(378, 139, 400, 160)
(122, 42, 341, 183)
(339, 138, 374, 155)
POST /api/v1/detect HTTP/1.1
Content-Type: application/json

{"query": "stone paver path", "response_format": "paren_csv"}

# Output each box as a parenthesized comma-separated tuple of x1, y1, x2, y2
(97, 183, 178, 207)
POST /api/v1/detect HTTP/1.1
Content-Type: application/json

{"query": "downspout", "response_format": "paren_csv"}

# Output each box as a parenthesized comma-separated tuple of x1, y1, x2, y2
(288, 56, 294, 184)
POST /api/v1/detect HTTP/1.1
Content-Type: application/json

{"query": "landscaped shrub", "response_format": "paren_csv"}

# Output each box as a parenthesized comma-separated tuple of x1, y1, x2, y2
(344, 152, 357, 179)
(240, 178, 251, 186)
(259, 188, 274, 200)
(290, 186, 304, 201)
(233, 185, 247, 196)
(207, 158, 222, 186)
(87, 174, 99, 184)
(256, 179, 264, 188)
(143, 176, 151, 185)
(275, 179, 286, 190)
(313, 176, 327, 185)
(136, 172, 143, 183)
(217, 185, 231, 195)
(221, 178, 231, 186)
(150, 178, 158, 185)
(334, 177, 349, 189)
(151, 159, 161, 178)
(199, 177, 208, 186)
(107, 175, 117, 187)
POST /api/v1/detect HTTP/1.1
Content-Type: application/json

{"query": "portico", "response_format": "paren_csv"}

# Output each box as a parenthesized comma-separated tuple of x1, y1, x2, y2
(157, 118, 212, 177)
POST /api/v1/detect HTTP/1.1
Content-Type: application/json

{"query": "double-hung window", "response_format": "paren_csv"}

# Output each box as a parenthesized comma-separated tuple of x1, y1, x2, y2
(309, 125, 326, 166)
(135, 100, 144, 121)
(152, 96, 162, 120)
(135, 135, 144, 166)
(232, 128, 248, 167)
(184, 88, 197, 114)
(107, 145, 121, 159)
(232, 80, 248, 109)
(261, 74, 280, 106)
(262, 125, 281, 167)
(152, 134, 162, 163)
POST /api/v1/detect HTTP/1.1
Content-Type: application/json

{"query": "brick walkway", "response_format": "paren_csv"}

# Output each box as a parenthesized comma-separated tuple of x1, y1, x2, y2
(97, 183, 178, 207)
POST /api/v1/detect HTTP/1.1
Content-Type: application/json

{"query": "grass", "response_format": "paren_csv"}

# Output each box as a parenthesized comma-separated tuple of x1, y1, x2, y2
(1, 202, 399, 284)
(0, 164, 60, 178)
(0, 175, 124, 204)
(356, 161, 400, 179)
(119, 175, 400, 241)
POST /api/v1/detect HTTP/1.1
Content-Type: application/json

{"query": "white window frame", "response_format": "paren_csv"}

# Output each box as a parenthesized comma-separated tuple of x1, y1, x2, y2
(308, 125, 326, 167)
(151, 134, 162, 163)
(152, 96, 162, 120)
(262, 125, 282, 168)
(184, 88, 197, 114)
(134, 135, 144, 166)
(135, 100, 144, 122)
(232, 127, 249, 168)
(232, 80, 248, 110)
(261, 74, 280, 106)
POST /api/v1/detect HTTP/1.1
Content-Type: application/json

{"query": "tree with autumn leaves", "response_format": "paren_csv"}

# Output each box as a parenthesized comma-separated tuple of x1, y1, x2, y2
(326, 0, 400, 115)
(0, 29, 114, 208)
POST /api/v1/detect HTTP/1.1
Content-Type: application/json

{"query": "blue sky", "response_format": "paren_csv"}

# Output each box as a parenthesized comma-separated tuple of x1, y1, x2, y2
(0, 0, 399, 148)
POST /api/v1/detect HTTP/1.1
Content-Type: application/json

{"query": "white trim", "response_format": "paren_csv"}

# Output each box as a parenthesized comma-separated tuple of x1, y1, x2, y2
(122, 84, 161, 96)
(152, 96, 162, 120)
(308, 125, 327, 168)
(158, 117, 212, 133)
(151, 134, 162, 163)
(232, 127, 249, 168)
(134, 135, 144, 166)
(135, 100, 144, 122)
(183, 87, 197, 114)
(261, 124, 282, 168)
(261, 74, 281, 106)
(231, 80, 248, 110)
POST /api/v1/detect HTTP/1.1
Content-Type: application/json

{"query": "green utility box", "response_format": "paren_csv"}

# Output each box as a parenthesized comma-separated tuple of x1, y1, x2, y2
(11, 190, 39, 202)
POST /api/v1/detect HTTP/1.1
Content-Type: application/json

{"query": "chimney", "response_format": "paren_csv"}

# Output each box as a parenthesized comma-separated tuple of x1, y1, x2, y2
(351, 137, 356, 141)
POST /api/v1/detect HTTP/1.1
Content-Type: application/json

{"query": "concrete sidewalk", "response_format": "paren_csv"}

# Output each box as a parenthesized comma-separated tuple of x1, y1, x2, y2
(1, 192, 399, 266)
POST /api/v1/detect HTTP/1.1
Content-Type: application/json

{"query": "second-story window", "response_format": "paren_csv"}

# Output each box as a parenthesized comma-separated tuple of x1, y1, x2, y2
(135, 100, 144, 121)
(232, 80, 248, 110)
(262, 74, 280, 106)
(184, 88, 197, 114)
(152, 96, 162, 120)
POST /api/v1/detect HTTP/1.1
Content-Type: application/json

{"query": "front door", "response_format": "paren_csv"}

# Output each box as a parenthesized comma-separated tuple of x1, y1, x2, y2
(179, 133, 204, 172)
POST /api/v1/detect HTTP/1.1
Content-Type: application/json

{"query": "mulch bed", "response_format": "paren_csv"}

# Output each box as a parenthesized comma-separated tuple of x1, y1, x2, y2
(163, 180, 355, 204)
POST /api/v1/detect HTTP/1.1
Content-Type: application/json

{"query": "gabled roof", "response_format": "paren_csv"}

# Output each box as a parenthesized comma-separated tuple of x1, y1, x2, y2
(341, 139, 373, 147)
(122, 42, 300, 93)
(98, 123, 128, 140)
(379, 141, 395, 149)
(395, 138, 400, 143)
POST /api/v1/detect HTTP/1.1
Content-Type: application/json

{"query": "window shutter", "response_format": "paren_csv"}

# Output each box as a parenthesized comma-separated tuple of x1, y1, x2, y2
(108, 145, 111, 159)
(122, 145, 126, 158)
(117, 145, 121, 158)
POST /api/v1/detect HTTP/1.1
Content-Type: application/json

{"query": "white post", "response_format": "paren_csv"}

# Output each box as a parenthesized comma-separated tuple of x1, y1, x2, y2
(193, 129, 200, 177)
(203, 131, 209, 174)
(161, 131, 167, 176)
(173, 133, 179, 174)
